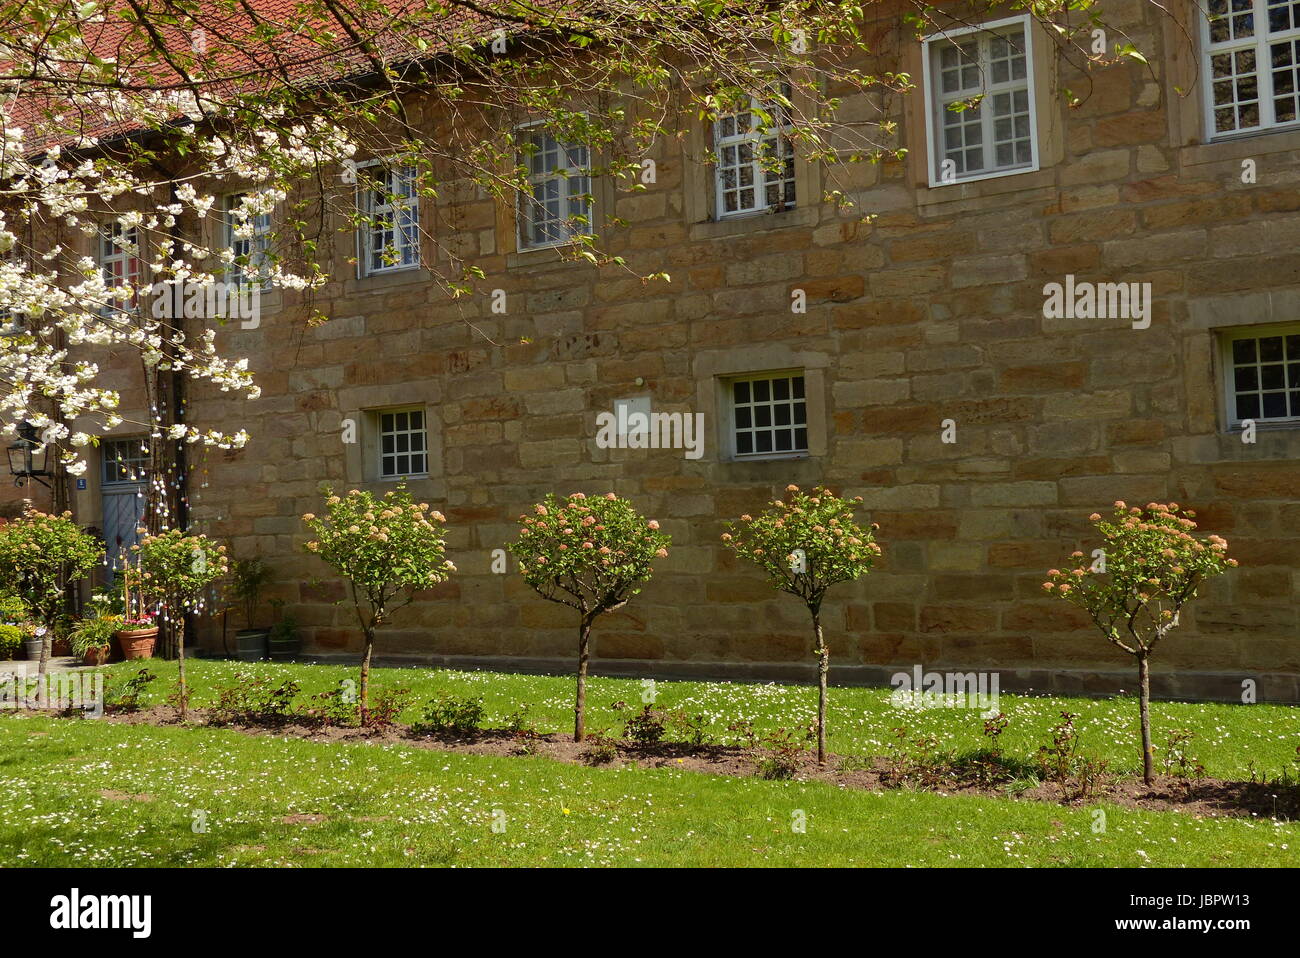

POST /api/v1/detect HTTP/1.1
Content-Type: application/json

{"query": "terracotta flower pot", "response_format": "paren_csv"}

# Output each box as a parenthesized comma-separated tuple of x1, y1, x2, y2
(116, 627, 158, 660)
(82, 646, 110, 667)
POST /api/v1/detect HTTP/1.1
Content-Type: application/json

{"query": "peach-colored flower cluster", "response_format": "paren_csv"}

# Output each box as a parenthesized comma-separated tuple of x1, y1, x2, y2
(1043, 503, 1238, 615)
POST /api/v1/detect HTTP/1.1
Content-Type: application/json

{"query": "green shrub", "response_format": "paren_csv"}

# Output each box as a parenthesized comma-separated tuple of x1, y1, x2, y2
(414, 693, 484, 734)
(210, 672, 300, 725)
(622, 705, 668, 747)
(105, 668, 156, 713)
(0, 624, 21, 659)
(0, 594, 30, 625)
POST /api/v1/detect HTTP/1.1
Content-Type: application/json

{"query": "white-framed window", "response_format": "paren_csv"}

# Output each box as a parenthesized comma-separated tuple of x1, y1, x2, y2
(98, 224, 140, 317)
(516, 124, 592, 250)
(922, 15, 1038, 186)
(378, 407, 428, 478)
(1221, 323, 1300, 426)
(726, 371, 808, 458)
(102, 436, 150, 484)
(713, 85, 796, 218)
(358, 164, 419, 275)
(224, 193, 273, 288)
(1202, 0, 1300, 137)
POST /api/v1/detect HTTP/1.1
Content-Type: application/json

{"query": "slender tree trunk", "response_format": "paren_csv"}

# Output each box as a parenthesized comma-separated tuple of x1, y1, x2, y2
(575, 611, 594, 742)
(1137, 651, 1153, 786)
(33, 631, 50, 706)
(176, 613, 188, 722)
(359, 627, 374, 727)
(813, 607, 827, 765)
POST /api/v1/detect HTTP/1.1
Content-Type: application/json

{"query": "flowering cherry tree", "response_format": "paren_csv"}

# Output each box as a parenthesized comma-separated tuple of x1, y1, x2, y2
(0, 508, 102, 677)
(723, 485, 880, 764)
(136, 528, 228, 720)
(303, 486, 453, 725)
(1044, 502, 1237, 785)
(510, 492, 670, 742)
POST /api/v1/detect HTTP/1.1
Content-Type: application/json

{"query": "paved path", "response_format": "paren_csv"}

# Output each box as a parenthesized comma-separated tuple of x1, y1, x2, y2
(3, 656, 96, 674)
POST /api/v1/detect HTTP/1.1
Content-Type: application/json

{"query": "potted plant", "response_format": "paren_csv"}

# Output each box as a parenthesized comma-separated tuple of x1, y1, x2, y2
(267, 603, 299, 661)
(70, 614, 122, 666)
(22, 625, 46, 661)
(230, 557, 272, 662)
(115, 557, 159, 659)
(51, 615, 73, 658)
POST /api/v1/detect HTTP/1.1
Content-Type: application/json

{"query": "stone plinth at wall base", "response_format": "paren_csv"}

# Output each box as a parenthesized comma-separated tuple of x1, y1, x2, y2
(297, 653, 1300, 706)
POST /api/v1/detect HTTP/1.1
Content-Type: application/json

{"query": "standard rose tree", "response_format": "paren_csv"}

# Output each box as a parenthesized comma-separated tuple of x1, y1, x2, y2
(509, 493, 670, 742)
(1044, 502, 1237, 785)
(0, 510, 103, 677)
(303, 487, 453, 725)
(136, 529, 228, 721)
(723, 485, 880, 765)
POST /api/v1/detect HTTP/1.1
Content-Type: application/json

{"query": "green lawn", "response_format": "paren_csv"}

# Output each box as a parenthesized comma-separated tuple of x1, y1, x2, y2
(1, 713, 1295, 867)
(1, 658, 1296, 867)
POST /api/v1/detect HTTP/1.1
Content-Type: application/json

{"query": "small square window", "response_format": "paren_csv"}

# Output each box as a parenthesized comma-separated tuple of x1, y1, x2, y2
(1223, 324, 1300, 425)
(377, 406, 429, 478)
(726, 372, 808, 459)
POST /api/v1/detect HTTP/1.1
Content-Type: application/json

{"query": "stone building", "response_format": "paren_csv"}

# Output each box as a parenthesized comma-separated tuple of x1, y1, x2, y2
(8, 0, 1300, 701)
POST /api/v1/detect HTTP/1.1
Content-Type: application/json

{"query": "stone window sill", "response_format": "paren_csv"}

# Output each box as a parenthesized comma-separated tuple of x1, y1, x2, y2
(915, 167, 1056, 215)
(1180, 127, 1300, 172)
(689, 206, 816, 241)
(343, 266, 431, 296)
(507, 243, 591, 270)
